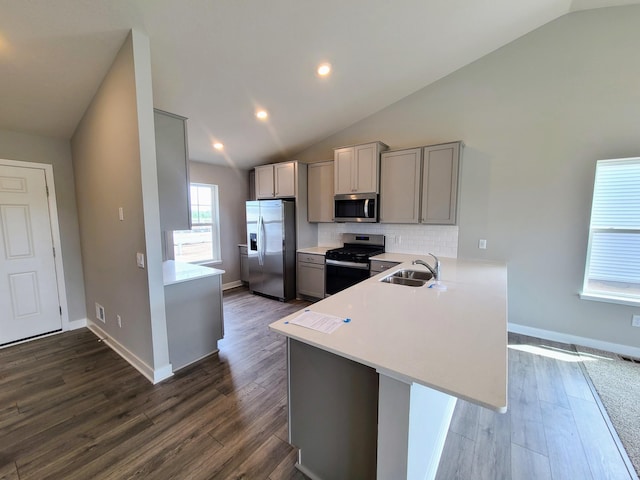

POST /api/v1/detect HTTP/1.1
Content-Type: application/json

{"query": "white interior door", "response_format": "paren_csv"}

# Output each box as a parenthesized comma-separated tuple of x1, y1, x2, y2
(0, 165, 61, 345)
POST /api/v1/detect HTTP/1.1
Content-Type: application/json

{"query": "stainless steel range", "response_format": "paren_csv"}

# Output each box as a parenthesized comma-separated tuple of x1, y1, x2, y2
(325, 233, 385, 295)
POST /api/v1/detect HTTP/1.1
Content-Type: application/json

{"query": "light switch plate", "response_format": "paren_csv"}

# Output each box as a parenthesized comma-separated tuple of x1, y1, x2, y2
(479, 239, 487, 249)
(632, 315, 640, 327)
(136, 252, 145, 269)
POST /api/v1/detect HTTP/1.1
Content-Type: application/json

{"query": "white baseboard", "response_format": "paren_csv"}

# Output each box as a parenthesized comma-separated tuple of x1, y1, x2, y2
(223, 280, 244, 291)
(87, 321, 173, 384)
(66, 318, 87, 330)
(508, 323, 640, 358)
(153, 364, 174, 383)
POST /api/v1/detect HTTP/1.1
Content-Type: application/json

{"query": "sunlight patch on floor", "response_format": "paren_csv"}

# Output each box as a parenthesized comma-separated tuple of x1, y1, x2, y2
(508, 343, 607, 363)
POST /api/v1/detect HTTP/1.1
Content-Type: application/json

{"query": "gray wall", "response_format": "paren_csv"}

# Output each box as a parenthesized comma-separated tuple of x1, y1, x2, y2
(188, 161, 249, 285)
(294, 6, 640, 349)
(0, 128, 86, 323)
(71, 31, 169, 371)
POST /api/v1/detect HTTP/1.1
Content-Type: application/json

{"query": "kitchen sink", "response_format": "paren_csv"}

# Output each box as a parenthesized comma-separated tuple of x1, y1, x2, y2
(379, 269, 433, 287)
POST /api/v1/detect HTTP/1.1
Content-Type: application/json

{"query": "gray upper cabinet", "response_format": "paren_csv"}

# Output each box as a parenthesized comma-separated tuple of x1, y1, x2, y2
(307, 161, 334, 222)
(334, 141, 388, 194)
(379, 148, 422, 224)
(421, 142, 461, 225)
(334, 147, 354, 194)
(274, 162, 296, 197)
(255, 161, 297, 198)
(255, 164, 275, 198)
(378, 141, 462, 225)
(155, 109, 190, 232)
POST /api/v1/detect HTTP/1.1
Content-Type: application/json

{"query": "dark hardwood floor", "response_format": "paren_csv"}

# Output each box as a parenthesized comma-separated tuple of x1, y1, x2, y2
(0, 287, 310, 480)
(1, 287, 636, 479)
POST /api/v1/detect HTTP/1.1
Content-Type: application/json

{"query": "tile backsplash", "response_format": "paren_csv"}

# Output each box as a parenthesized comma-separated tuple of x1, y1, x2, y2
(318, 223, 459, 258)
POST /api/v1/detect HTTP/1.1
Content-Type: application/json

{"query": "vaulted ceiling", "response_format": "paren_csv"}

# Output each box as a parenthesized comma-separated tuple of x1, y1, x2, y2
(1, 0, 637, 169)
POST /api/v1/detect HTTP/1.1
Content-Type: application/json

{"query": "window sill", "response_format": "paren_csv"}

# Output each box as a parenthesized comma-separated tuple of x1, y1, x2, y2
(194, 259, 223, 267)
(579, 292, 640, 307)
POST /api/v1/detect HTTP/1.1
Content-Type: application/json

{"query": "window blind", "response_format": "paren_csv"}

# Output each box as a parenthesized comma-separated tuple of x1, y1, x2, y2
(585, 158, 640, 287)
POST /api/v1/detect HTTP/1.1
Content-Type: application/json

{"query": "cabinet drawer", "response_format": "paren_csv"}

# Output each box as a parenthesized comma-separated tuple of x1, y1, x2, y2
(370, 260, 400, 274)
(239, 245, 248, 255)
(297, 253, 325, 265)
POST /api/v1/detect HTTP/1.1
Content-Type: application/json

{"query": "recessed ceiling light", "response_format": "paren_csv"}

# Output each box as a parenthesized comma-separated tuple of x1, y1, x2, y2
(317, 63, 331, 77)
(213, 142, 224, 150)
(256, 110, 268, 120)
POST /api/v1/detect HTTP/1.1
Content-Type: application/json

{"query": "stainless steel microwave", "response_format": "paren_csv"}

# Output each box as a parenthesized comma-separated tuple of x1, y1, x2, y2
(334, 193, 378, 223)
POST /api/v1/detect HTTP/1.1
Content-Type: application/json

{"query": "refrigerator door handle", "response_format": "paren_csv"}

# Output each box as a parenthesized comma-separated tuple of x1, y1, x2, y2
(257, 215, 264, 266)
(261, 215, 267, 263)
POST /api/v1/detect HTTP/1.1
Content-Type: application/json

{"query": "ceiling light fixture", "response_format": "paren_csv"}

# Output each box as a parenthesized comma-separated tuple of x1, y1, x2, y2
(256, 110, 268, 120)
(317, 63, 331, 77)
(213, 142, 224, 150)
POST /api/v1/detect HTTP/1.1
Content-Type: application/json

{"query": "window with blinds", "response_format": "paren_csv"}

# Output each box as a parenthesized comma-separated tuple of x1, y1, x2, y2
(582, 158, 640, 303)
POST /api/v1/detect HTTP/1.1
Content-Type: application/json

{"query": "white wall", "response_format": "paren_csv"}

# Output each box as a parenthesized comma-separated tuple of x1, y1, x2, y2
(0, 129, 87, 323)
(188, 161, 249, 285)
(294, 6, 640, 350)
(71, 31, 170, 378)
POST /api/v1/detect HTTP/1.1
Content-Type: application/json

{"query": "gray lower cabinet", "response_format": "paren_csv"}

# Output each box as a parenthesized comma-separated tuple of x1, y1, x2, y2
(370, 259, 401, 277)
(289, 339, 379, 480)
(164, 274, 224, 372)
(239, 245, 249, 284)
(297, 253, 325, 299)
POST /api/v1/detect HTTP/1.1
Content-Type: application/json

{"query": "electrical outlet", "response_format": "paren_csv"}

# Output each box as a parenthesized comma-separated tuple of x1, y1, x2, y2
(95, 303, 105, 323)
(117, 315, 122, 328)
(632, 315, 640, 327)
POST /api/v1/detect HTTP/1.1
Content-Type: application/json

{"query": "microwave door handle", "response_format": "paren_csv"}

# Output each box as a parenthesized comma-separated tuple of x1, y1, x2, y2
(364, 198, 370, 218)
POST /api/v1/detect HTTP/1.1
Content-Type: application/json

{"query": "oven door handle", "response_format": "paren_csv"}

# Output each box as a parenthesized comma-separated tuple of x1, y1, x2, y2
(325, 259, 370, 270)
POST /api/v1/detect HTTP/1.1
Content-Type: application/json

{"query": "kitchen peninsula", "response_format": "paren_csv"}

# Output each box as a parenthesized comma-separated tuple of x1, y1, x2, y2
(269, 254, 508, 480)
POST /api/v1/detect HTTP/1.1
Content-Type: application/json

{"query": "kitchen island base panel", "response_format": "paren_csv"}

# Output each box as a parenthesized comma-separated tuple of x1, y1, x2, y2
(164, 273, 223, 372)
(288, 338, 378, 480)
(288, 338, 459, 480)
(377, 375, 457, 480)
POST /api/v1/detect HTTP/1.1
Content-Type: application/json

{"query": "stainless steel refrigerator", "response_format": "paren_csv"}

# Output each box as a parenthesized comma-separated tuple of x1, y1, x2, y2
(246, 199, 296, 301)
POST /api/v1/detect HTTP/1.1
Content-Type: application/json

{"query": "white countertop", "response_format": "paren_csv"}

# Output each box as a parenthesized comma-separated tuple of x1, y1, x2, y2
(270, 255, 508, 412)
(297, 246, 335, 255)
(163, 260, 225, 286)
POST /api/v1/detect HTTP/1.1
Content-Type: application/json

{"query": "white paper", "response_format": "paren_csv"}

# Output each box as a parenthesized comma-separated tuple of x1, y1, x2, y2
(288, 310, 345, 334)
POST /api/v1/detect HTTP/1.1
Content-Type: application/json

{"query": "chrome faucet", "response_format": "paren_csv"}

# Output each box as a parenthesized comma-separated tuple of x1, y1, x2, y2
(413, 253, 440, 281)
